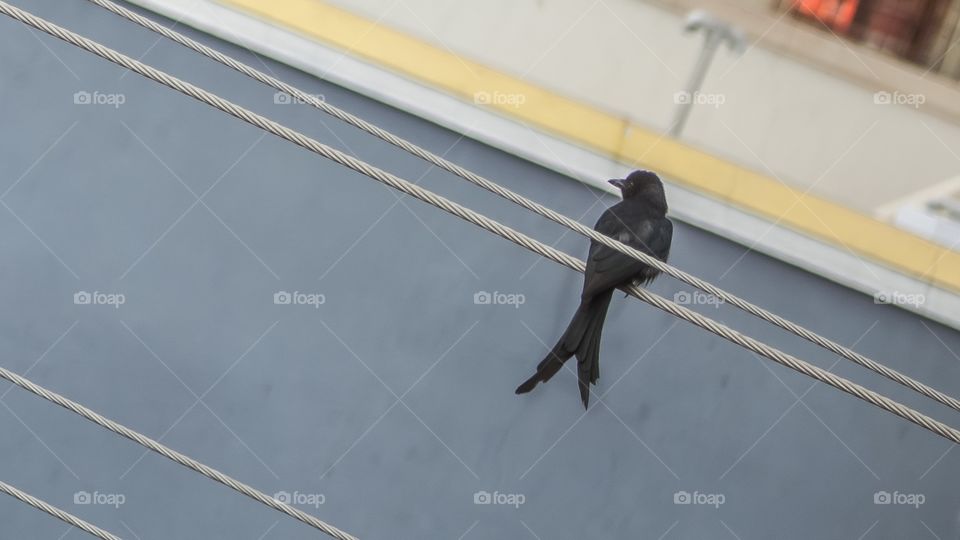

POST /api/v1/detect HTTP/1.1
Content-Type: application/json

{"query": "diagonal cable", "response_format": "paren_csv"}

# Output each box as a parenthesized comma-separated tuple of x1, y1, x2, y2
(0, 360, 357, 540)
(0, 479, 122, 540)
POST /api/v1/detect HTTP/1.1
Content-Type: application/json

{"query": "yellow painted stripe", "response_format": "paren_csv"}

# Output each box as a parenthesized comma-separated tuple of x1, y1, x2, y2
(219, 0, 960, 292)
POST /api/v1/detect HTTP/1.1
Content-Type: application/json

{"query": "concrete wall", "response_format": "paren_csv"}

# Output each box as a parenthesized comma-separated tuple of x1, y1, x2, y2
(331, 0, 960, 214)
(1, 2, 959, 539)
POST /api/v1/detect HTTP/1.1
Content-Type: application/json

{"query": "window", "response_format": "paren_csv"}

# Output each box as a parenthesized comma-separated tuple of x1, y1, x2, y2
(779, 0, 960, 78)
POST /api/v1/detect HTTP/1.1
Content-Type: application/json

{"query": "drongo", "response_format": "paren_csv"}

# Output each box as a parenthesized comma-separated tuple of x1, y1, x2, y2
(516, 170, 673, 408)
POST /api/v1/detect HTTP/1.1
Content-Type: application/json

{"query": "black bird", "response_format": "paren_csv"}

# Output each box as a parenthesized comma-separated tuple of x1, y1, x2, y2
(515, 170, 673, 408)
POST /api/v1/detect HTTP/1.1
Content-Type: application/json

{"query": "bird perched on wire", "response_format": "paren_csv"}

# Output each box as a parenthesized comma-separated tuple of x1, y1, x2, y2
(515, 170, 673, 408)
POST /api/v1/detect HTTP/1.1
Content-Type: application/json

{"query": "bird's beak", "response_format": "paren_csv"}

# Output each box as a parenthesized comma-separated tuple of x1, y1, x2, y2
(608, 178, 627, 189)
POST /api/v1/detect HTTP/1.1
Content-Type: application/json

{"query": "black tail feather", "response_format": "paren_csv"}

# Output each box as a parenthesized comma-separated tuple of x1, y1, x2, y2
(577, 290, 612, 408)
(516, 290, 614, 407)
(514, 372, 540, 394)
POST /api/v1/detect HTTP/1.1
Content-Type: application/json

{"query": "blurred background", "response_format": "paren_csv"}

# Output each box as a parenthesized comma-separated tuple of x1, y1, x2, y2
(1, 0, 959, 538)
(321, 0, 960, 240)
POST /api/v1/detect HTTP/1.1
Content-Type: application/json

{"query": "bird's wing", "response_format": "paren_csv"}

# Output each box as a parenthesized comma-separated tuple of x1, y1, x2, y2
(647, 217, 673, 262)
(581, 214, 672, 300)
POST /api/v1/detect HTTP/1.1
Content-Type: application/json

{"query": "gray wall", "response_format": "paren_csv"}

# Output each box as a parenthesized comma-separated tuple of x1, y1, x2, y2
(1, 2, 958, 539)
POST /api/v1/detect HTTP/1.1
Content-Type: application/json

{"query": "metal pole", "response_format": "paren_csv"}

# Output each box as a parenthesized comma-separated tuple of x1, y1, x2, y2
(670, 11, 745, 137)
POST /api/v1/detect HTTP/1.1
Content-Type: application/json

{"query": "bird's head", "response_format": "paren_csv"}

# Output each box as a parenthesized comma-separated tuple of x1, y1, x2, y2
(608, 170, 667, 209)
